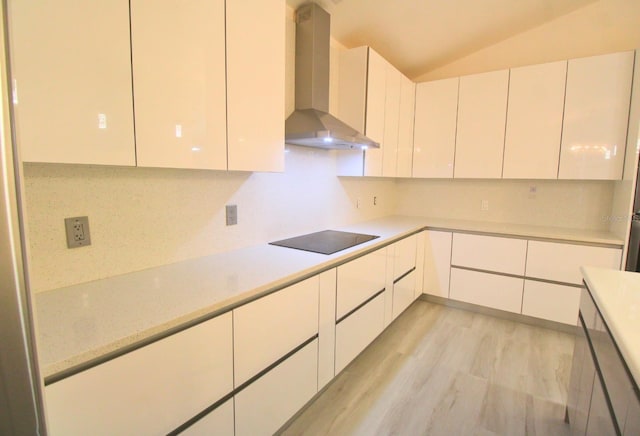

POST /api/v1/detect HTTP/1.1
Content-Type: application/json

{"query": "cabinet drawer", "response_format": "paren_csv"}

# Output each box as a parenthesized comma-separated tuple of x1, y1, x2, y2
(392, 234, 417, 280)
(180, 399, 234, 436)
(526, 241, 621, 285)
(449, 268, 524, 313)
(233, 276, 319, 386)
(522, 280, 580, 325)
(392, 270, 416, 320)
(45, 312, 233, 435)
(336, 248, 387, 319)
(335, 293, 385, 374)
(234, 339, 318, 436)
(451, 233, 527, 275)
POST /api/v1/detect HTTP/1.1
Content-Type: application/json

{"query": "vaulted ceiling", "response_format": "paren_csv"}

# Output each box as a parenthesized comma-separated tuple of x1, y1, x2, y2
(286, 0, 600, 79)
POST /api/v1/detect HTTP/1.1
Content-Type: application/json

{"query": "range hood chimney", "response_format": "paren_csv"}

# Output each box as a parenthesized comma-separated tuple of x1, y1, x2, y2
(285, 3, 379, 150)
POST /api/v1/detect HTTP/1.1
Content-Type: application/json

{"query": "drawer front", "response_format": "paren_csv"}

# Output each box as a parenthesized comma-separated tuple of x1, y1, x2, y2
(180, 399, 234, 436)
(45, 312, 233, 435)
(522, 280, 580, 325)
(392, 234, 417, 280)
(449, 267, 524, 313)
(451, 233, 527, 275)
(336, 247, 387, 319)
(234, 276, 319, 386)
(392, 270, 416, 320)
(234, 339, 318, 436)
(423, 230, 452, 298)
(526, 241, 621, 285)
(335, 293, 385, 374)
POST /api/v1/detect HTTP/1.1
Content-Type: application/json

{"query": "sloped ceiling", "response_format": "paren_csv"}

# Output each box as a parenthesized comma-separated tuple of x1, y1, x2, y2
(286, 0, 599, 79)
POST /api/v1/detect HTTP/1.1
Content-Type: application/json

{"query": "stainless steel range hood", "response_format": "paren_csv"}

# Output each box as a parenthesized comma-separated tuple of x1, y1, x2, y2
(285, 3, 379, 150)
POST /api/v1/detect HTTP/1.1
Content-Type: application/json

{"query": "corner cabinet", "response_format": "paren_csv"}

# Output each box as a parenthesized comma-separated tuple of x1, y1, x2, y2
(8, 0, 136, 166)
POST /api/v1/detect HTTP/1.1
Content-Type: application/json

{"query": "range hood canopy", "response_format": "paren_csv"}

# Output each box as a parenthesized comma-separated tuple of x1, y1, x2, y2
(285, 3, 379, 150)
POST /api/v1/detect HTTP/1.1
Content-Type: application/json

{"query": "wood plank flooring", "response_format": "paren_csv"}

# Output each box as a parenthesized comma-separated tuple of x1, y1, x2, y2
(281, 300, 575, 436)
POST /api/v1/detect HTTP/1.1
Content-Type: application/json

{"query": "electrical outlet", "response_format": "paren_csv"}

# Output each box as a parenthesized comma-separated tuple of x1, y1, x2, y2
(226, 204, 238, 226)
(65, 216, 91, 248)
(356, 197, 362, 209)
(373, 196, 377, 206)
(481, 200, 489, 211)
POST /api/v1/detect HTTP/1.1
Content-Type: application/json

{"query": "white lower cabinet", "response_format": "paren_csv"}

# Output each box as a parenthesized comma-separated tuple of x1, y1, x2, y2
(45, 313, 233, 435)
(233, 276, 319, 386)
(422, 230, 452, 298)
(234, 339, 318, 436)
(335, 293, 385, 374)
(392, 270, 417, 320)
(180, 399, 234, 436)
(522, 280, 581, 325)
(451, 233, 527, 275)
(449, 268, 524, 314)
(336, 248, 387, 319)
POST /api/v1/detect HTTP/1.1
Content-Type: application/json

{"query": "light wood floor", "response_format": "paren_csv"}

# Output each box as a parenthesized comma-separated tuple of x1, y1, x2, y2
(281, 300, 575, 436)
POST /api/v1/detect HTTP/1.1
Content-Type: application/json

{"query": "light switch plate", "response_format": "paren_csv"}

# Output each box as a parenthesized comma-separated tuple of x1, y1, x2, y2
(226, 205, 238, 226)
(65, 216, 91, 248)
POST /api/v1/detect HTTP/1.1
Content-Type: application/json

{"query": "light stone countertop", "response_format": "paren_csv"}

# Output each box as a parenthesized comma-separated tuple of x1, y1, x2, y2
(36, 215, 624, 379)
(581, 267, 640, 387)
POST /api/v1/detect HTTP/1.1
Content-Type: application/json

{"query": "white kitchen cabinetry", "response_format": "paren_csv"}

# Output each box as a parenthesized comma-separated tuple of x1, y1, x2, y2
(390, 234, 418, 320)
(130, 0, 227, 170)
(336, 248, 387, 319)
(392, 234, 418, 279)
(449, 268, 524, 313)
(521, 280, 580, 325)
(234, 339, 318, 436)
(226, 0, 284, 172)
(363, 48, 387, 176)
(181, 399, 234, 436)
(503, 61, 567, 179)
(412, 78, 459, 178)
(454, 69, 509, 178)
(559, 51, 634, 180)
(397, 75, 416, 177)
(9, 0, 136, 166)
(451, 233, 527, 275)
(335, 293, 385, 374)
(318, 269, 337, 389)
(392, 270, 417, 319)
(422, 230, 452, 298)
(382, 65, 402, 177)
(45, 313, 233, 435)
(233, 276, 319, 386)
(525, 241, 621, 285)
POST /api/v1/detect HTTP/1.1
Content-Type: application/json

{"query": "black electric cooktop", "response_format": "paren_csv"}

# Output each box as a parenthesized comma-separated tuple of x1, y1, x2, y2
(269, 230, 379, 255)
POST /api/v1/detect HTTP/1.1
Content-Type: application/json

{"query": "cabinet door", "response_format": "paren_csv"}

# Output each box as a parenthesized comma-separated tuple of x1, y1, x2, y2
(45, 313, 233, 435)
(423, 231, 452, 298)
(234, 339, 318, 436)
(382, 64, 401, 178)
(131, 0, 227, 170)
(454, 69, 509, 178)
(522, 280, 580, 324)
(586, 374, 618, 436)
(393, 234, 417, 280)
(318, 269, 337, 390)
(503, 61, 566, 179)
(392, 270, 416, 320)
(397, 75, 416, 178)
(413, 78, 458, 178)
(451, 233, 527, 275)
(559, 51, 634, 180)
(9, 0, 135, 165)
(336, 248, 387, 319)
(363, 48, 387, 177)
(567, 316, 595, 436)
(526, 241, 621, 285)
(449, 268, 524, 313)
(180, 399, 234, 436)
(335, 293, 385, 373)
(233, 276, 319, 386)
(226, 0, 284, 172)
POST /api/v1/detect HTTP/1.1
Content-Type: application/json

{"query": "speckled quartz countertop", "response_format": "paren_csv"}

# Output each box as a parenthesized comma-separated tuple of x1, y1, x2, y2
(581, 267, 640, 386)
(36, 215, 624, 380)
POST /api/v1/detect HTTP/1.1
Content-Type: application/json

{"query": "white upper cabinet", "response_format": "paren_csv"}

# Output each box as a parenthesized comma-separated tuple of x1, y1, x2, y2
(363, 49, 387, 177)
(397, 75, 416, 178)
(503, 61, 567, 179)
(226, 0, 285, 172)
(131, 0, 227, 170)
(9, 1, 136, 166)
(559, 51, 634, 180)
(412, 78, 458, 178)
(382, 64, 401, 178)
(454, 69, 509, 179)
